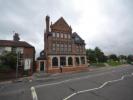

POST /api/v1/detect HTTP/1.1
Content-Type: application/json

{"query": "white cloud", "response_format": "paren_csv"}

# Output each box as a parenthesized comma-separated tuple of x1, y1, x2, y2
(0, 0, 133, 57)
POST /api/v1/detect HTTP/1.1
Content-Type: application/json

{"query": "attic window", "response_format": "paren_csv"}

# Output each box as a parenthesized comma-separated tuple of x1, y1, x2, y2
(75, 37, 79, 41)
(41, 52, 44, 56)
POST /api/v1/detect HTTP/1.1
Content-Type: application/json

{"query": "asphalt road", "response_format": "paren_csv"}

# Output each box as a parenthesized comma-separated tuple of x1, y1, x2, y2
(0, 65, 133, 100)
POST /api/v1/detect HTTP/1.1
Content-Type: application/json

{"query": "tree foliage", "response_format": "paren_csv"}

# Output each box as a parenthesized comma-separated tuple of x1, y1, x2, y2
(0, 51, 17, 70)
(86, 46, 133, 65)
(86, 47, 107, 63)
(86, 49, 96, 63)
(94, 47, 107, 62)
(127, 55, 133, 63)
(109, 54, 119, 61)
(118, 55, 127, 60)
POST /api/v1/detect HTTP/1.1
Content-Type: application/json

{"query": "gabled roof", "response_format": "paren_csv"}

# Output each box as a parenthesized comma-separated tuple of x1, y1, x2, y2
(37, 50, 47, 60)
(0, 40, 34, 48)
(50, 17, 72, 32)
(72, 32, 85, 45)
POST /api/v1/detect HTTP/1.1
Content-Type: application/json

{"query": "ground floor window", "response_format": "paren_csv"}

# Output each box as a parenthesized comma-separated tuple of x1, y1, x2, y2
(75, 57, 79, 65)
(81, 57, 85, 64)
(52, 57, 58, 66)
(68, 57, 73, 65)
(60, 57, 66, 66)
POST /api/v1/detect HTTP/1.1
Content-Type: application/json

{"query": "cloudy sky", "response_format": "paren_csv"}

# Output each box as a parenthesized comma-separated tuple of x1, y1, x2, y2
(0, 0, 133, 57)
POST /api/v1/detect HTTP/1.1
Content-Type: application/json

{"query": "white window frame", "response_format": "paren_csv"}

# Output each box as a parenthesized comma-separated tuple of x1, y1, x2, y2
(53, 32, 56, 37)
(61, 33, 63, 38)
(57, 33, 59, 38)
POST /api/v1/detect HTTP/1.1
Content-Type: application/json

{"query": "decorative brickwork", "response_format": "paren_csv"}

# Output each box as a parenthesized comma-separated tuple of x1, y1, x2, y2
(37, 16, 88, 73)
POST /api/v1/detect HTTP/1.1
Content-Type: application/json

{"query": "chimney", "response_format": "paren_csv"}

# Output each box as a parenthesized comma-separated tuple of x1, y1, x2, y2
(13, 33, 20, 41)
(46, 15, 50, 33)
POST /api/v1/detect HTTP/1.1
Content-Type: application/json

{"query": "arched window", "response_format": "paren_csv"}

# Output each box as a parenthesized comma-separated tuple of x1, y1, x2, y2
(60, 57, 66, 66)
(52, 57, 58, 67)
(68, 57, 73, 65)
(81, 57, 85, 64)
(75, 57, 79, 65)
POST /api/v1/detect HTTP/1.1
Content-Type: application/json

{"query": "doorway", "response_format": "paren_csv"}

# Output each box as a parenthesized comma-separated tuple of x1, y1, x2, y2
(40, 61, 44, 71)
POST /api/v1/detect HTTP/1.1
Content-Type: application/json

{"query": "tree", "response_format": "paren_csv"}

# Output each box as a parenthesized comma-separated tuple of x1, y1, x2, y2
(118, 55, 127, 63)
(109, 54, 119, 61)
(94, 47, 107, 63)
(119, 55, 127, 60)
(0, 51, 17, 70)
(86, 49, 96, 63)
(127, 55, 133, 63)
(86, 47, 107, 63)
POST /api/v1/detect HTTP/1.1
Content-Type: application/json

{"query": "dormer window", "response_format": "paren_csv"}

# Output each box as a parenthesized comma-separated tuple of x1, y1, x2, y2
(75, 37, 79, 41)
(41, 52, 44, 56)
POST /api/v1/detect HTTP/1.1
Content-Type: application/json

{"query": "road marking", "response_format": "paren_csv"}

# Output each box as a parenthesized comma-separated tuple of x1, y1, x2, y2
(35, 72, 109, 88)
(31, 87, 38, 100)
(35, 67, 131, 88)
(35, 65, 129, 81)
(63, 72, 133, 100)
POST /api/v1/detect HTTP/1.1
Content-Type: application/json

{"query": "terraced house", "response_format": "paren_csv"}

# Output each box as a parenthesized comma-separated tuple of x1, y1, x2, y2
(0, 33, 35, 76)
(37, 16, 88, 73)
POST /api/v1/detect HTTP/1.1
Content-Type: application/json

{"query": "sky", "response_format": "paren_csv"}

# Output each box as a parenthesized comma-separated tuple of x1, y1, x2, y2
(0, 0, 133, 57)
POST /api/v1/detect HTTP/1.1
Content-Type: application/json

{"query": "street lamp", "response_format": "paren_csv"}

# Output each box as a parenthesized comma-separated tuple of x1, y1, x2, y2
(16, 51, 20, 79)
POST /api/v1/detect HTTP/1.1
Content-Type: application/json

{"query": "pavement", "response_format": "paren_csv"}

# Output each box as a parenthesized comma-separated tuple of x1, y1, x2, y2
(0, 64, 133, 100)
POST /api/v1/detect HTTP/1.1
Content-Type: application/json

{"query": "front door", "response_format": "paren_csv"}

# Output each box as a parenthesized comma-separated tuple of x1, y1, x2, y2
(40, 61, 44, 71)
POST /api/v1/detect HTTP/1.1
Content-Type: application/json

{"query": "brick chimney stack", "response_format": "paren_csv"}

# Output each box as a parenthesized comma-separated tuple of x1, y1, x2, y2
(46, 15, 50, 33)
(13, 33, 20, 41)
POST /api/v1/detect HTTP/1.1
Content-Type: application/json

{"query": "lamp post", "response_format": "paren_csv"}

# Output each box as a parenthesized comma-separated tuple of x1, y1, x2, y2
(16, 51, 20, 79)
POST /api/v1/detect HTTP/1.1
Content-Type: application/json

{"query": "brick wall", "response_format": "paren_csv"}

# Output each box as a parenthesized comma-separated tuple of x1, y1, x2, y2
(47, 65, 88, 73)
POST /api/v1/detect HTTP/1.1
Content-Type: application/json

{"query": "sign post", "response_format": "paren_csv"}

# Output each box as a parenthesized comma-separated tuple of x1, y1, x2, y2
(16, 52, 19, 79)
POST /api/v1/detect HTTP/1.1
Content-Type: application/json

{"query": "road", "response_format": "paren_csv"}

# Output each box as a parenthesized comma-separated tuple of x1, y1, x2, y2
(0, 65, 133, 100)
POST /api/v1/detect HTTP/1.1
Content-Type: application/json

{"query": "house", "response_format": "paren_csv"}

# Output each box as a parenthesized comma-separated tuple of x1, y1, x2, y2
(37, 16, 88, 73)
(0, 33, 35, 75)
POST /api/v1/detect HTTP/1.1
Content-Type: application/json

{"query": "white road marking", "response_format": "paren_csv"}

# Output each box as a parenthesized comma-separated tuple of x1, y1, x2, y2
(63, 73, 133, 100)
(35, 72, 109, 88)
(35, 67, 131, 88)
(31, 87, 38, 100)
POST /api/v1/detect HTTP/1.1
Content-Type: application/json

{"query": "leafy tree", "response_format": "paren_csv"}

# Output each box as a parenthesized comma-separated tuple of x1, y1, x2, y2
(127, 55, 133, 63)
(118, 55, 127, 60)
(109, 54, 119, 61)
(118, 55, 127, 63)
(94, 47, 107, 63)
(0, 51, 17, 70)
(86, 49, 96, 63)
(86, 47, 107, 63)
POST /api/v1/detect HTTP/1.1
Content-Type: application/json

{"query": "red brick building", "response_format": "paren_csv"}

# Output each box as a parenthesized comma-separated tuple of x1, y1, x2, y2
(0, 33, 35, 76)
(37, 16, 88, 73)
